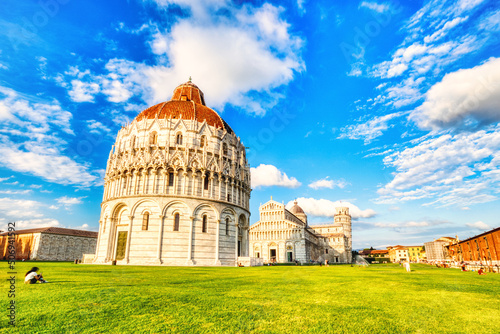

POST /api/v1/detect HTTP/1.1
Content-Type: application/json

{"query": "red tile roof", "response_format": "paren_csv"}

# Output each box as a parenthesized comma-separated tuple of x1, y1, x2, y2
(371, 250, 389, 254)
(0, 227, 98, 238)
(135, 81, 233, 133)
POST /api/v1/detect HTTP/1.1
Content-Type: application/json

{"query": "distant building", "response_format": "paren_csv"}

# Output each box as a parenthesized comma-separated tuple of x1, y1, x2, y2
(424, 237, 457, 261)
(387, 245, 408, 263)
(370, 249, 389, 258)
(407, 245, 426, 262)
(447, 227, 500, 265)
(249, 199, 352, 264)
(359, 249, 389, 263)
(0, 227, 97, 261)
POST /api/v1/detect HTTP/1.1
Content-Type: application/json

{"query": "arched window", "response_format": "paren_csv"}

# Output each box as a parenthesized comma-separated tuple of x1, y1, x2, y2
(222, 143, 228, 156)
(150, 131, 158, 145)
(176, 133, 183, 145)
(202, 215, 208, 233)
(174, 213, 180, 231)
(142, 212, 149, 230)
(225, 217, 229, 235)
(168, 172, 174, 186)
(204, 173, 209, 190)
(200, 135, 206, 148)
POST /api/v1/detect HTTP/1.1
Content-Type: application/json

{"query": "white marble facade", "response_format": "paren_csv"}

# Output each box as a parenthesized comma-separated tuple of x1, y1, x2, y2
(93, 81, 251, 266)
(249, 199, 352, 264)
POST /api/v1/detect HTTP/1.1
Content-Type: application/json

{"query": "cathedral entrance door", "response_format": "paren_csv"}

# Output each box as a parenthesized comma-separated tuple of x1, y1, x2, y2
(287, 252, 293, 262)
(115, 231, 128, 260)
(270, 249, 276, 261)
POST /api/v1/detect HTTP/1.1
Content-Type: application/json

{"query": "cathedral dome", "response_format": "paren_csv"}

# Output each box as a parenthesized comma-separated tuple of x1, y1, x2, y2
(135, 80, 233, 133)
(289, 201, 305, 215)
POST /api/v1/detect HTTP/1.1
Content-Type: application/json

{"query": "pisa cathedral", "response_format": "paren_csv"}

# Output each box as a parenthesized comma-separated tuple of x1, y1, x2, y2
(249, 199, 352, 264)
(93, 80, 251, 266)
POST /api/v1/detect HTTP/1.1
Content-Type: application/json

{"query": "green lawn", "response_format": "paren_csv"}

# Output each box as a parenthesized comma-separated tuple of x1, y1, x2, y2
(2, 262, 499, 333)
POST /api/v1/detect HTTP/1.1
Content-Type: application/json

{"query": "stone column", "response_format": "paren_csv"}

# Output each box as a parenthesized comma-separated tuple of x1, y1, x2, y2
(231, 180, 235, 203)
(218, 175, 223, 200)
(235, 222, 239, 266)
(173, 169, 178, 195)
(225, 179, 229, 201)
(156, 215, 164, 264)
(141, 170, 148, 194)
(119, 175, 124, 196)
(186, 216, 195, 265)
(152, 169, 158, 194)
(183, 172, 188, 195)
(209, 172, 214, 199)
(201, 173, 206, 197)
(161, 169, 167, 195)
(236, 184, 240, 206)
(125, 215, 134, 263)
(192, 171, 197, 196)
(215, 219, 221, 265)
(105, 218, 116, 262)
(102, 181, 108, 201)
(109, 177, 115, 198)
(94, 220, 103, 262)
(132, 170, 139, 195)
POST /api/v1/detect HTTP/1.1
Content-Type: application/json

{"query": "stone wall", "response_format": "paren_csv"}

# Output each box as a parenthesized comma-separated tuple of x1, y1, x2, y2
(34, 233, 97, 261)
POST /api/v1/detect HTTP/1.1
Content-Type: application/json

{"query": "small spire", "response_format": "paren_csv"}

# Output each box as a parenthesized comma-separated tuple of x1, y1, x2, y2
(188, 76, 192, 82)
(270, 195, 273, 201)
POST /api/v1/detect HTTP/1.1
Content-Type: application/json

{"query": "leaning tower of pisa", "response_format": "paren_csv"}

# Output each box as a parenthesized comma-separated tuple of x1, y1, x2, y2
(334, 206, 352, 263)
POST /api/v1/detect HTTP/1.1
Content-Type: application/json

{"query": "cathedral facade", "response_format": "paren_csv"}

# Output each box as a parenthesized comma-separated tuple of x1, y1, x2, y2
(93, 80, 251, 266)
(249, 199, 352, 264)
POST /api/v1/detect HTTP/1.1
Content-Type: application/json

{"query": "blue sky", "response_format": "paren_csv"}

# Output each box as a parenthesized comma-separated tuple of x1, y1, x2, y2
(0, 0, 499, 249)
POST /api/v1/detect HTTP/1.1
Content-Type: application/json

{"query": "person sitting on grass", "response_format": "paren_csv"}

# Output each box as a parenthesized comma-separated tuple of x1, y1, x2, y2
(478, 268, 486, 275)
(24, 267, 48, 284)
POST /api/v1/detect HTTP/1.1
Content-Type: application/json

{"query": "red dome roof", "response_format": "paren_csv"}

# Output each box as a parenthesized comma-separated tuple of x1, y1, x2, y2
(135, 80, 233, 133)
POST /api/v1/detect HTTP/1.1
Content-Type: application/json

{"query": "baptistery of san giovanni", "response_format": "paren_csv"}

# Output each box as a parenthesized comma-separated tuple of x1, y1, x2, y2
(93, 80, 251, 266)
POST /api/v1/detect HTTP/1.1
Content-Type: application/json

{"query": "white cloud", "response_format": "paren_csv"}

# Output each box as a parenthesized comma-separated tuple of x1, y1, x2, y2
(251, 164, 301, 189)
(68, 79, 100, 102)
(0, 189, 32, 195)
(373, 219, 447, 229)
(0, 198, 43, 220)
(478, 10, 500, 31)
(56, 196, 85, 206)
(286, 197, 376, 219)
(60, 2, 304, 115)
(465, 221, 492, 230)
(308, 177, 347, 190)
(359, 2, 390, 13)
(0, 145, 98, 187)
(363, 0, 493, 115)
(338, 112, 405, 144)
(296, 0, 306, 15)
(0, 86, 99, 187)
(376, 125, 500, 207)
(411, 57, 500, 130)
(87, 120, 112, 135)
(6, 218, 61, 231)
(74, 223, 90, 230)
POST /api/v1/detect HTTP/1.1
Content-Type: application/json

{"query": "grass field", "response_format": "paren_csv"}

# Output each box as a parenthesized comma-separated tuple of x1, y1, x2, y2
(2, 262, 499, 333)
